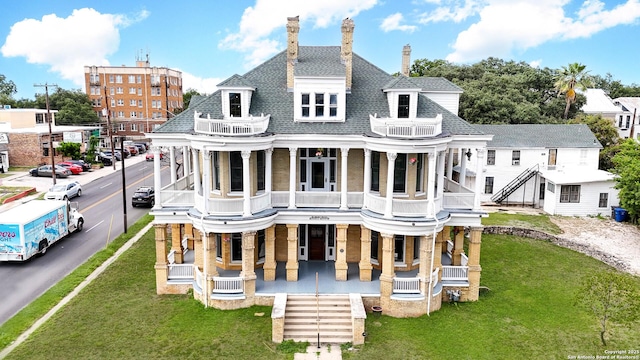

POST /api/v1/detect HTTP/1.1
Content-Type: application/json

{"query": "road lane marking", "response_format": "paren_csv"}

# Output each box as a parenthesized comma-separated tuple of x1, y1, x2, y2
(86, 220, 104, 232)
(82, 170, 162, 212)
(99, 182, 113, 189)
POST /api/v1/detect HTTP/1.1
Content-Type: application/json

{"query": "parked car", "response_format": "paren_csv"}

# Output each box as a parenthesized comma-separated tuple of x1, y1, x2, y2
(126, 145, 138, 156)
(45, 181, 82, 200)
(57, 162, 84, 175)
(145, 152, 164, 161)
(101, 150, 121, 161)
(132, 186, 155, 207)
(66, 159, 91, 172)
(29, 165, 71, 178)
(134, 143, 148, 152)
(133, 143, 146, 153)
(96, 154, 113, 166)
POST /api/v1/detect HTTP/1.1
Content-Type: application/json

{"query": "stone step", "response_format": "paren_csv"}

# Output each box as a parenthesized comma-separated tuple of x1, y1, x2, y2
(283, 294, 353, 344)
(284, 317, 351, 324)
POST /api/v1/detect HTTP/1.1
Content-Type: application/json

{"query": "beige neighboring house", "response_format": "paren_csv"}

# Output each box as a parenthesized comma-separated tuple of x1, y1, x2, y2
(0, 108, 98, 167)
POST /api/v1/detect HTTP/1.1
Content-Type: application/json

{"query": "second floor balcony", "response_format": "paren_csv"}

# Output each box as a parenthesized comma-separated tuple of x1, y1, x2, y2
(370, 114, 442, 138)
(194, 111, 270, 136)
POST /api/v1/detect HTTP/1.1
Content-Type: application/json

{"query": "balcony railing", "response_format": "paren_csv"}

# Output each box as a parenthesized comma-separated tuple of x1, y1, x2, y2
(364, 193, 442, 218)
(393, 277, 421, 294)
(441, 266, 468, 282)
(194, 111, 270, 136)
(212, 276, 244, 294)
(168, 264, 194, 280)
(370, 114, 442, 138)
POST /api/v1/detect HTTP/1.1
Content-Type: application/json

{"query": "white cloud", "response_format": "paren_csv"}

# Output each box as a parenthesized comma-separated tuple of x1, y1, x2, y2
(219, 0, 378, 68)
(1, 8, 148, 87)
(380, 13, 418, 32)
(418, 0, 483, 24)
(529, 59, 542, 68)
(444, 0, 640, 63)
(180, 71, 220, 95)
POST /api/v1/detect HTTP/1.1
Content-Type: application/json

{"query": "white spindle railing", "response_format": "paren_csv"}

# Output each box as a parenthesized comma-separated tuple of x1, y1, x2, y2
(167, 250, 176, 264)
(181, 236, 189, 255)
(441, 266, 468, 281)
(431, 268, 440, 286)
(370, 114, 442, 138)
(443, 193, 475, 209)
(393, 277, 421, 294)
(194, 113, 270, 136)
(250, 192, 271, 213)
(168, 264, 194, 280)
(212, 276, 244, 294)
(195, 267, 204, 290)
(446, 240, 454, 257)
(461, 253, 469, 266)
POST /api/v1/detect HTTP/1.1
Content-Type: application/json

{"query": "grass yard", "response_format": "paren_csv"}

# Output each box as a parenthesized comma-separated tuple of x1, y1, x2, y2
(481, 211, 563, 234)
(1, 213, 639, 359)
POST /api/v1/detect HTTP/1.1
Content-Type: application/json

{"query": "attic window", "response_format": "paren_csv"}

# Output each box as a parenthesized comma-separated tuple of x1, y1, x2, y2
(300, 92, 339, 119)
(230, 93, 241, 117)
(398, 95, 410, 118)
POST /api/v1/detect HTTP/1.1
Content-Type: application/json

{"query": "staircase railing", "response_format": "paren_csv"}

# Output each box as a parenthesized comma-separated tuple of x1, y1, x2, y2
(490, 164, 539, 203)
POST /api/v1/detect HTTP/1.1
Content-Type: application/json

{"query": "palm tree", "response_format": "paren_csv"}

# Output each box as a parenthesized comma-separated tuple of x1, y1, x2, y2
(554, 63, 592, 119)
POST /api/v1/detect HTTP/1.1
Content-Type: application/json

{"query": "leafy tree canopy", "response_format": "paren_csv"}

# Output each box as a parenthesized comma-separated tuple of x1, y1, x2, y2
(612, 139, 640, 223)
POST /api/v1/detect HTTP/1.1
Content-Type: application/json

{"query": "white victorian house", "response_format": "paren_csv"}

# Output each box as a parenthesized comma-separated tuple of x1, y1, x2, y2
(145, 17, 492, 344)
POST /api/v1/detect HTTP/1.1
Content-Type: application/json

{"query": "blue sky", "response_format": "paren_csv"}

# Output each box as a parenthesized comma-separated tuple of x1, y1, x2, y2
(2, 0, 640, 100)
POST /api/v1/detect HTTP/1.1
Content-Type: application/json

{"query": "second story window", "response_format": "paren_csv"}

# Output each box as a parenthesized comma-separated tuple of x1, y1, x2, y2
(329, 94, 337, 117)
(229, 93, 241, 117)
(300, 92, 339, 119)
(394, 153, 407, 193)
(315, 93, 324, 117)
(301, 93, 310, 117)
(257, 150, 265, 191)
(230, 151, 243, 192)
(371, 151, 380, 192)
(486, 150, 496, 165)
(398, 94, 410, 118)
(512, 150, 520, 166)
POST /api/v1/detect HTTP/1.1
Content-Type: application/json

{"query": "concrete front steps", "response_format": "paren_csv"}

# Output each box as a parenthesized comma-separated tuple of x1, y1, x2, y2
(284, 295, 353, 344)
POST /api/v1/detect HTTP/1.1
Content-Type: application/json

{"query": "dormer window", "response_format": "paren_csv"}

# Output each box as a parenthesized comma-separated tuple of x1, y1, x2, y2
(398, 95, 410, 118)
(230, 93, 241, 117)
(300, 92, 340, 119)
(294, 78, 346, 122)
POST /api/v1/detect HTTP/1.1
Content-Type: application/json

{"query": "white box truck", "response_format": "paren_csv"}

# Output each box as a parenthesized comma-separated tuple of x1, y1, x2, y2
(0, 200, 84, 262)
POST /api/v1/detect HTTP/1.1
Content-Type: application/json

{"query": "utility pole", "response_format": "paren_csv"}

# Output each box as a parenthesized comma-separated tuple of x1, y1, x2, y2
(34, 83, 58, 185)
(103, 86, 116, 170)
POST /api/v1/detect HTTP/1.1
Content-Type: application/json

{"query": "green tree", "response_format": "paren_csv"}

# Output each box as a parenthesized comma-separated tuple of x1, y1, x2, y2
(569, 114, 620, 170)
(0, 73, 18, 105)
(612, 139, 640, 223)
(175, 88, 202, 114)
(33, 88, 99, 125)
(57, 142, 81, 160)
(554, 63, 592, 119)
(575, 270, 640, 346)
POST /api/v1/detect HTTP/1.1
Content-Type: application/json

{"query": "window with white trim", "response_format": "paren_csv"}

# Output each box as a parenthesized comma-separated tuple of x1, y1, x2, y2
(415, 153, 424, 192)
(560, 185, 580, 203)
(116, 87, 123, 94)
(129, 99, 137, 106)
(512, 150, 520, 165)
(257, 230, 265, 263)
(598, 193, 608, 208)
(370, 231, 379, 262)
(130, 112, 137, 118)
(486, 150, 495, 165)
(117, 99, 124, 106)
(394, 235, 405, 264)
(413, 237, 420, 261)
(398, 94, 410, 118)
(394, 153, 407, 193)
(129, 87, 136, 94)
(131, 123, 137, 131)
(231, 233, 242, 262)
(215, 234, 222, 260)
(229, 93, 241, 117)
(485, 177, 494, 194)
(229, 151, 243, 192)
(115, 75, 123, 83)
(118, 123, 125, 130)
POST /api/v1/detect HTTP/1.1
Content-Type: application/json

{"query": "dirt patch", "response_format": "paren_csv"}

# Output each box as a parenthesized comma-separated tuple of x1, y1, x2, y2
(549, 216, 640, 276)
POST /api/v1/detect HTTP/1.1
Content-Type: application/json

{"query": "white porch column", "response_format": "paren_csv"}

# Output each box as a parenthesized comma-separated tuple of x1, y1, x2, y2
(192, 148, 201, 196)
(183, 146, 190, 178)
(363, 149, 371, 209)
(340, 147, 349, 210)
(426, 152, 436, 217)
(265, 148, 273, 205)
(152, 146, 162, 210)
(437, 150, 446, 199)
(460, 148, 468, 187)
(169, 146, 177, 184)
(474, 149, 485, 210)
(202, 150, 211, 214)
(288, 147, 297, 209)
(242, 150, 251, 216)
(446, 149, 454, 180)
(384, 152, 397, 218)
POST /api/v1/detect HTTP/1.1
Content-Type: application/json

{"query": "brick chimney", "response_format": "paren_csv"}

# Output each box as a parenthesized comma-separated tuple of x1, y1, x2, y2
(402, 44, 411, 76)
(341, 18, 355, 90)
(286, 16, 300, 90)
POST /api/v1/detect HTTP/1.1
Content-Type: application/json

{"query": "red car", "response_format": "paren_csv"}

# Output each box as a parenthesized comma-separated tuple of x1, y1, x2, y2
(57, 161, 84, 175)
(145, 152, 164, 161)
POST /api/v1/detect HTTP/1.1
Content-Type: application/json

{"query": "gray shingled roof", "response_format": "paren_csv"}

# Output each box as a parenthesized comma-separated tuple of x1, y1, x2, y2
(475, 124, 602, 148)
(153, 46, 483, 136)
(217, 74, 256, 89)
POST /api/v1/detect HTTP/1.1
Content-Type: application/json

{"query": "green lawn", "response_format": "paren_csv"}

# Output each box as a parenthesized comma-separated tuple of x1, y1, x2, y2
(1, 214, 639, 359)
(482, 211, 563, 234)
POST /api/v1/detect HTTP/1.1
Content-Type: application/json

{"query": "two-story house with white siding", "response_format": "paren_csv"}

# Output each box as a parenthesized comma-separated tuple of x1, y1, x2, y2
(472, 124, 619, 217)
(611, 97, 640, 141)
(145, 17, 492, 344)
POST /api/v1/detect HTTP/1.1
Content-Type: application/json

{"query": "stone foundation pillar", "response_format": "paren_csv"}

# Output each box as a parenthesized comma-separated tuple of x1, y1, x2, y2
(335, 224, 349, 281)
(241, 231, 257, 299)
(285, 224, 299, 281)
(184, 223, 194, 250)
(358, 226, 372, 281)
(466, 226, 483, 301)
(205, 232, 219, 305)
(434, 231, 444, 281)
(453, 226, 464, 266)
(418, 235, 433, 296)
(263, 225, 277, 281)
(194, 230, 203, 270)
(171, 223, 184, 263)
(379, 233, 395, 313)
(154, 224, 168, 293)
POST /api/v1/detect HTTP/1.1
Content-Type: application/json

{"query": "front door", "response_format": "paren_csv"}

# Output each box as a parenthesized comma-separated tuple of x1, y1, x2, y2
(310, 160, 328, 191)
(309, 225, 325, 261)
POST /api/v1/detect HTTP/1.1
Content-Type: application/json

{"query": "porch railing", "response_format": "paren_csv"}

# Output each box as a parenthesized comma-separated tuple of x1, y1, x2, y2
(392, 277, 421, 294)
(212, 276, 244, 294)
(168, 264, 194, 280)
(194, 113, 270, 136)
(441, 266, 469, 281)
(269, 191, 364, 209)
(195, 267, 204, 290)
(370, 114, 442, 138)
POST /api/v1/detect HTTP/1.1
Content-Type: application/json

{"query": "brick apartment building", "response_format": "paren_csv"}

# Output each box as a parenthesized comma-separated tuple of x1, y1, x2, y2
(84, 57, 183, 145)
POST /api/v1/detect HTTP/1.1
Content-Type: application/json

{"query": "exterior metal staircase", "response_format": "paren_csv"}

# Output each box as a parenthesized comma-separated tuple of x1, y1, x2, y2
(283, 295, 353, 343)
(490, 164, 539, 204)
